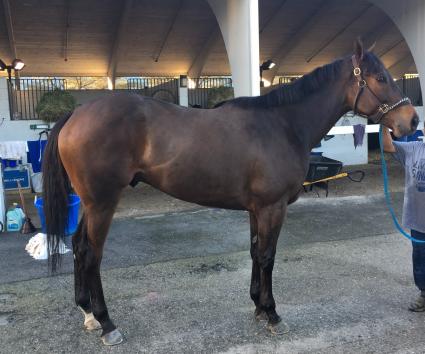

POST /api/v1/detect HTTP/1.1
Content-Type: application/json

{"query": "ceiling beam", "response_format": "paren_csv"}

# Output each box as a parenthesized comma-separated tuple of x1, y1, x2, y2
(63, 0, 70, 62)
(377, 37, 404, 58)
(305, 4, 373, 63)
(188, 26, 220, 79)
(2, 0, 17, 59)
(332, 19, 394, 58)
(259, 0, 288, 35)
(107, 0, 134, 89)
(262, 0, 330, 82)
(2, 0, 21, 83)
(361, 20, 394, 51)
(152, 0, 183, 63)
(388, 54, 414, 78)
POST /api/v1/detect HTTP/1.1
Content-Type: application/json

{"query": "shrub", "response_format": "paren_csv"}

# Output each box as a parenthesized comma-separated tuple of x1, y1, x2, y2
(207, 87, 234, 108)
(36, 90, 76, 122)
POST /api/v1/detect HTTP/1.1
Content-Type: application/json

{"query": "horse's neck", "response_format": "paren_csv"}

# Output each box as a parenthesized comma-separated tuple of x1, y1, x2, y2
(287, 79, 350, 150)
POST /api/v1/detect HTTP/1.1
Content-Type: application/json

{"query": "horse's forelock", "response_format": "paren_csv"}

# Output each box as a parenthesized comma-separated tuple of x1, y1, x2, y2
(363, 51, 385, 75)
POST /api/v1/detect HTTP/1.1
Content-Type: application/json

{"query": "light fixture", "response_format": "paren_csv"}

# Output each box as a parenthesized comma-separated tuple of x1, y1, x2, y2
(260, 59, 276, 87)
(12, 59, 25, 71)
(260, 59, 275, 71)
(0, 58, 26, 80)
(179, 75, 188, 88)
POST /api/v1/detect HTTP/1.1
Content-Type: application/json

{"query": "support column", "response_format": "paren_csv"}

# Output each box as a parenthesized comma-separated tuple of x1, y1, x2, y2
(208, 0, 260, 97)
(0, 78, 9, 228)
(370, 0, 425, 101)
(0, 78, 11, 120)
(178, 75, 189, 107)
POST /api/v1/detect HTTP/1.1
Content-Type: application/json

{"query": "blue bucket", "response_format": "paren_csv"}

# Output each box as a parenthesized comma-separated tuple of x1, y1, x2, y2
(34, 194, 80, 236)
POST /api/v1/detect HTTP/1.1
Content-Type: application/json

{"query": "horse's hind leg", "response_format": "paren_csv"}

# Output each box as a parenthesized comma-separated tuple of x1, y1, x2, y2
(255, 201, 289, 334)
(71, 187, 124, 346)
(73, 214, 101, 331)
(84, 200, 124, 345)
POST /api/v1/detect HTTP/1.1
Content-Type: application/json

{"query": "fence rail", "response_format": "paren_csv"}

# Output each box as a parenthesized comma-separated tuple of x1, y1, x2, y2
(8, 78, 66, 120)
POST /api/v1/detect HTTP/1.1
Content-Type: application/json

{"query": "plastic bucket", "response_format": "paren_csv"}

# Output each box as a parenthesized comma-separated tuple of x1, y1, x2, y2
(34, 194, 80, 235)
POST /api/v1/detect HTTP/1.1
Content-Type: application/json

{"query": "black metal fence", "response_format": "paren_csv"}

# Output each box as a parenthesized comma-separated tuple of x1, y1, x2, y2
(278, 76, 300, 85)
(127, 77, 179, 104)
(8, 78, 66, 120)
(9, 75, 422, 120)
(188, 77, 233, 108)
(396, 77, 423, 106)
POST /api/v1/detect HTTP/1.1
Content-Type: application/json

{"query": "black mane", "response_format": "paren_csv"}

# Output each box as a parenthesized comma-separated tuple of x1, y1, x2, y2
(216, 52, 384, 109)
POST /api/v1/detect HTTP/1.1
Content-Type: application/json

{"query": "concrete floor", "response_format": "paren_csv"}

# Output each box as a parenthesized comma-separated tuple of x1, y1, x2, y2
(1, 159, 423, 353)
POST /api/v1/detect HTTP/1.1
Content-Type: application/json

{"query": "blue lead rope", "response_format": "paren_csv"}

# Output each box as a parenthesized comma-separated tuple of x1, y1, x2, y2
(379, 125, 425, 243)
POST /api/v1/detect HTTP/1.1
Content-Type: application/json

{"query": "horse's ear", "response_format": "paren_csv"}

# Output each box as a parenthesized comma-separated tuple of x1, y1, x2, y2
(354, 37, 364, 62)
(367, 41, 376, 53)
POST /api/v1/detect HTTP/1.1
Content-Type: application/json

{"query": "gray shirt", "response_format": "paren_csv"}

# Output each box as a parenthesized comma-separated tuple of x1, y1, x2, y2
(393, 141, 425, 233)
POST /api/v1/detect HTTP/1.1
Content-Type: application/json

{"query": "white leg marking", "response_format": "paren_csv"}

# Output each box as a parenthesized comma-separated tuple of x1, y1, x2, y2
(79, 307, 101, 331)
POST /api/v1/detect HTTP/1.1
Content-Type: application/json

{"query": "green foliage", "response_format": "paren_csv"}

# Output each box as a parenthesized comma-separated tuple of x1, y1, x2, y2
(207, 87, 234, 108)
(36, 90, 77, 122)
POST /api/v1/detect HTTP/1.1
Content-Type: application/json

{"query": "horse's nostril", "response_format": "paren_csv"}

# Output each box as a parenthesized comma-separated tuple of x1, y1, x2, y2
(412, 115, 419, 130)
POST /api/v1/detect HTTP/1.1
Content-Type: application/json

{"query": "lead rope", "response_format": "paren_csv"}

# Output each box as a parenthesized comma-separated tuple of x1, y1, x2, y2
(379, 125, 425, 243)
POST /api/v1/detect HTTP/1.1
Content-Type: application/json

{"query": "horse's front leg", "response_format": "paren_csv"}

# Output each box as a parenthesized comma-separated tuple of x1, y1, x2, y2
(254, 200, 289, 334)
(249, 212, 269, 321)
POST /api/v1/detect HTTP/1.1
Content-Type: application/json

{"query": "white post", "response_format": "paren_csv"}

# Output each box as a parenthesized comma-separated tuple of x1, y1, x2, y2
(208, 0, 260, 97)
(0, 78, 10, 121)
(0, 78, 9, 229)
(179, 75, 189, 107)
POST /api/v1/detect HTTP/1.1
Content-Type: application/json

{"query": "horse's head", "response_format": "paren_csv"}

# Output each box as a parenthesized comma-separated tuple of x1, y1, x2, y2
(347, 38, 419, 137)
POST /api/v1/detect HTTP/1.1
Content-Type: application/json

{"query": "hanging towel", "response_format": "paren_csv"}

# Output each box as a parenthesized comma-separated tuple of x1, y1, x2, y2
(27, 140, 47, 173)
(353, 124, 366, 148)
(0, 141, 28, 160)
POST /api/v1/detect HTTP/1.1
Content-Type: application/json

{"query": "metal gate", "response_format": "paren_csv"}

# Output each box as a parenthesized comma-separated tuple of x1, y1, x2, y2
(396, 77, 423, 106)
(8, 78, 66, 120)
(127, 77, 179, 104)
(188, 77, 233, 108)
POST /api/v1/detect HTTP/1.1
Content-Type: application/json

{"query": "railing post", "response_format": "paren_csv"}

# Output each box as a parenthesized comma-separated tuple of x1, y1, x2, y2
(179, 75, 189, 107)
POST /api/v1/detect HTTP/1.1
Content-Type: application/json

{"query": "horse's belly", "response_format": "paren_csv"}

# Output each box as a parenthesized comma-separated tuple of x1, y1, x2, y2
(142, 164, 248, 210)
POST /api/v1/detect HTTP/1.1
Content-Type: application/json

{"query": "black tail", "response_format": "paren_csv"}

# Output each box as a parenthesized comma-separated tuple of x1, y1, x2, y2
(42, 113, 73, 272)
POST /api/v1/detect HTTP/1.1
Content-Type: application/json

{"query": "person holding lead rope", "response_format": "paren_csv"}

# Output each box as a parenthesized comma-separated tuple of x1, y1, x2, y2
(382, 126, 425, 311)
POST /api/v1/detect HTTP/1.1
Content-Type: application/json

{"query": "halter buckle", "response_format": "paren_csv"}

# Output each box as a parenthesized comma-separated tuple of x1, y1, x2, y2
(379, 104, 389, 114)
(353, 67, 361, 76)
(358, 79, 367, 88)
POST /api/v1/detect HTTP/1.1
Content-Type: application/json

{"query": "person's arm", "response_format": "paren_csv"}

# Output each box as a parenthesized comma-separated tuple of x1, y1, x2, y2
(382, 126, 396, 153)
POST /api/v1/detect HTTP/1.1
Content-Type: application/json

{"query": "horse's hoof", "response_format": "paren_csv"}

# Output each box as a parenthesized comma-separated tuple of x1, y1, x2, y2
(101, 329, 124, 346)
(83, 313, 101, 331)
(266, 320, 290, 335)
(254, 308, 268, 321)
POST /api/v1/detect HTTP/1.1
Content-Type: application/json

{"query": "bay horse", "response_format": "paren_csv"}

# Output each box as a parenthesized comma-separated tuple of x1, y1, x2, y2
(42, 39, 418, 345)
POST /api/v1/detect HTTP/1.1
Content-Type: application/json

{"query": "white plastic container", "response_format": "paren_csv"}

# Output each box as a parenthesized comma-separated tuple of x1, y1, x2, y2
(6, 205, 23, 232)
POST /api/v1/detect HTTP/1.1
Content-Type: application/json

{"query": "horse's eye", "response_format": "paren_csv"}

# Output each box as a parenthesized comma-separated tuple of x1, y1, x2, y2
(376, 74, 387, 83)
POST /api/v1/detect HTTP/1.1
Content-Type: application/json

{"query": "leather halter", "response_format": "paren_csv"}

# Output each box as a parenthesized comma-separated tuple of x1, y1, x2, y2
(351, 55, 411, 123)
